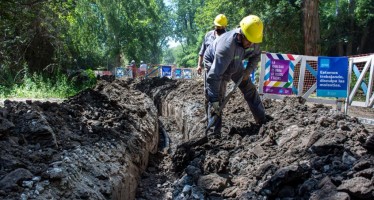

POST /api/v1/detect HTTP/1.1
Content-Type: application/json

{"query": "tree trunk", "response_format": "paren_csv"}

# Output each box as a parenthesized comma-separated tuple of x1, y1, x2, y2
(346, 0, 355, 55)
(303, 0, 320, 56)
(337, 41, 344, 56)
(114, 53, 121, 68)
(358, 25, 369, 54)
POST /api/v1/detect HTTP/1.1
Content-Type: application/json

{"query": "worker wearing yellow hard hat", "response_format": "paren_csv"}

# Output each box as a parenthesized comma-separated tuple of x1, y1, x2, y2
(240, 15, 263, 44)
(197, 14, 228, 126)
(197, 14, 228, 75)
(213, 14, 228, 27)
(202, 14, 271, 137)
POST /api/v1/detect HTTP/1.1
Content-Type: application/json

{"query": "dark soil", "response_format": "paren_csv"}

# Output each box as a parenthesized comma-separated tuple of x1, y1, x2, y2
(134, 78, 374, 200)
(0, 79, 159, 200)
(1, 77, 374, 200)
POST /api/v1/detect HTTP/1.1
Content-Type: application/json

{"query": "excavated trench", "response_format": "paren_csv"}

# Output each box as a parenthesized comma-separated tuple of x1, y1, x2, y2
(1, 77, 374, 200)
(135, 78, 374, 200)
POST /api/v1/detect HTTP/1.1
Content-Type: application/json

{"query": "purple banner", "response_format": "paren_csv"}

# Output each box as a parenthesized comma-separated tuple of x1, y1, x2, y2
(270, 60, 289, 82)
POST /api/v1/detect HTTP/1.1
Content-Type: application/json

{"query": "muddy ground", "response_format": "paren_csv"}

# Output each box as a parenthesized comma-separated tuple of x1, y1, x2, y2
(1, 77, 374, 200)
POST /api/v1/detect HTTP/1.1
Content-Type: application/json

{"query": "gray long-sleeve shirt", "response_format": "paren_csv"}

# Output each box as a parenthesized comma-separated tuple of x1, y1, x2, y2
(199, 30, 217, 56)
(203, 28, 261, 102)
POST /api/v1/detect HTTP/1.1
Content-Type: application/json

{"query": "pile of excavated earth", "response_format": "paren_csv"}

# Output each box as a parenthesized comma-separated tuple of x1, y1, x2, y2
(1, 77, 374, 200)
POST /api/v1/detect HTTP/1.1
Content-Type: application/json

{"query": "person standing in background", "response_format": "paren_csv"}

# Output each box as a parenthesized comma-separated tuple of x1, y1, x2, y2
(197, 14, 228, 122)
(197, 14, 228, 75)
(139, 61, 147, 77)
(127, 60, 137, 78)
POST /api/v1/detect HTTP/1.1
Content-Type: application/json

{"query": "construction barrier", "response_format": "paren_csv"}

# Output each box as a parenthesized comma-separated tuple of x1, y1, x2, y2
(174, 68, 182, 79)
(142, 65, 199, 79)
(261, 53, 295, 95)
(115, 67, 133, 79)
(161, 66, 172, 78)
(94, 70, 112, 77)
(110, 53, 374, 114)
(183, 69, 192, 79)
(146, 66, 160, 78)
(259, 52, 374, 113)
(347, 55, 374, 108)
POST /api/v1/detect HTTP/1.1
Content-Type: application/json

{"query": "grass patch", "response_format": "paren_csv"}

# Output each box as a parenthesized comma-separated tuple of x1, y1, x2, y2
(0, 70, 96, 99)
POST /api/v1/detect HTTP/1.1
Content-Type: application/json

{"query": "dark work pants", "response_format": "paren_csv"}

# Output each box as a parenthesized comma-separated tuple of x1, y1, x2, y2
(206, 78, 227, 135)
(238, 78, 266, 124)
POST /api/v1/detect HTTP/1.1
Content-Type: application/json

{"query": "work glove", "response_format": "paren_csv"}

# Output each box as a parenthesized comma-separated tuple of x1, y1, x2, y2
(210, 101, 220, 116)
(243, 68, 251, 82)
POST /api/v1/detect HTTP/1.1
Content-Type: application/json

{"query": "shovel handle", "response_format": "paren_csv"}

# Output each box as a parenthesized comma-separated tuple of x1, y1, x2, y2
(205, 75, 244, 135)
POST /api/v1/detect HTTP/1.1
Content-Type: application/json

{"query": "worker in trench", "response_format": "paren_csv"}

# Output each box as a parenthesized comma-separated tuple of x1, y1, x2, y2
(197, 14, 229, 124)
(203, 14, 272, 137)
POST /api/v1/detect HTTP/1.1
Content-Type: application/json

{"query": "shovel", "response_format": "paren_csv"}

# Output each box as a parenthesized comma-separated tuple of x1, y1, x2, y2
(205, 75, 244, 135)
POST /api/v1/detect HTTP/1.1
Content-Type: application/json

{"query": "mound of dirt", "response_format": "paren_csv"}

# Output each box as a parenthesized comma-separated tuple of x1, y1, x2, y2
(0, 79, 158, 200)
(1, 77, 374, 200)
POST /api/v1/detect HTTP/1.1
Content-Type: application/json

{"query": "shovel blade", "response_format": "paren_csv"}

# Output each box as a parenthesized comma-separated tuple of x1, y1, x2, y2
(205, 115, 218, 134)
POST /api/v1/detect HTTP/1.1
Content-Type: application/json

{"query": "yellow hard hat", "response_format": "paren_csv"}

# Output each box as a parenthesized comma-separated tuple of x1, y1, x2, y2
(240, 15, 264, 43)
(214, 14, 228, 27)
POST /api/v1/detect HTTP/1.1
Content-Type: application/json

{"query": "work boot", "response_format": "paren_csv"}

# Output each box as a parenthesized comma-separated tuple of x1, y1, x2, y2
(256, 114, 273, 125)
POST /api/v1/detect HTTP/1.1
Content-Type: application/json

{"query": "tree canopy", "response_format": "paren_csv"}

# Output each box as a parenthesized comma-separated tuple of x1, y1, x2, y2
(1, 0, 373, 78)
(171, 0, 374, 66)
